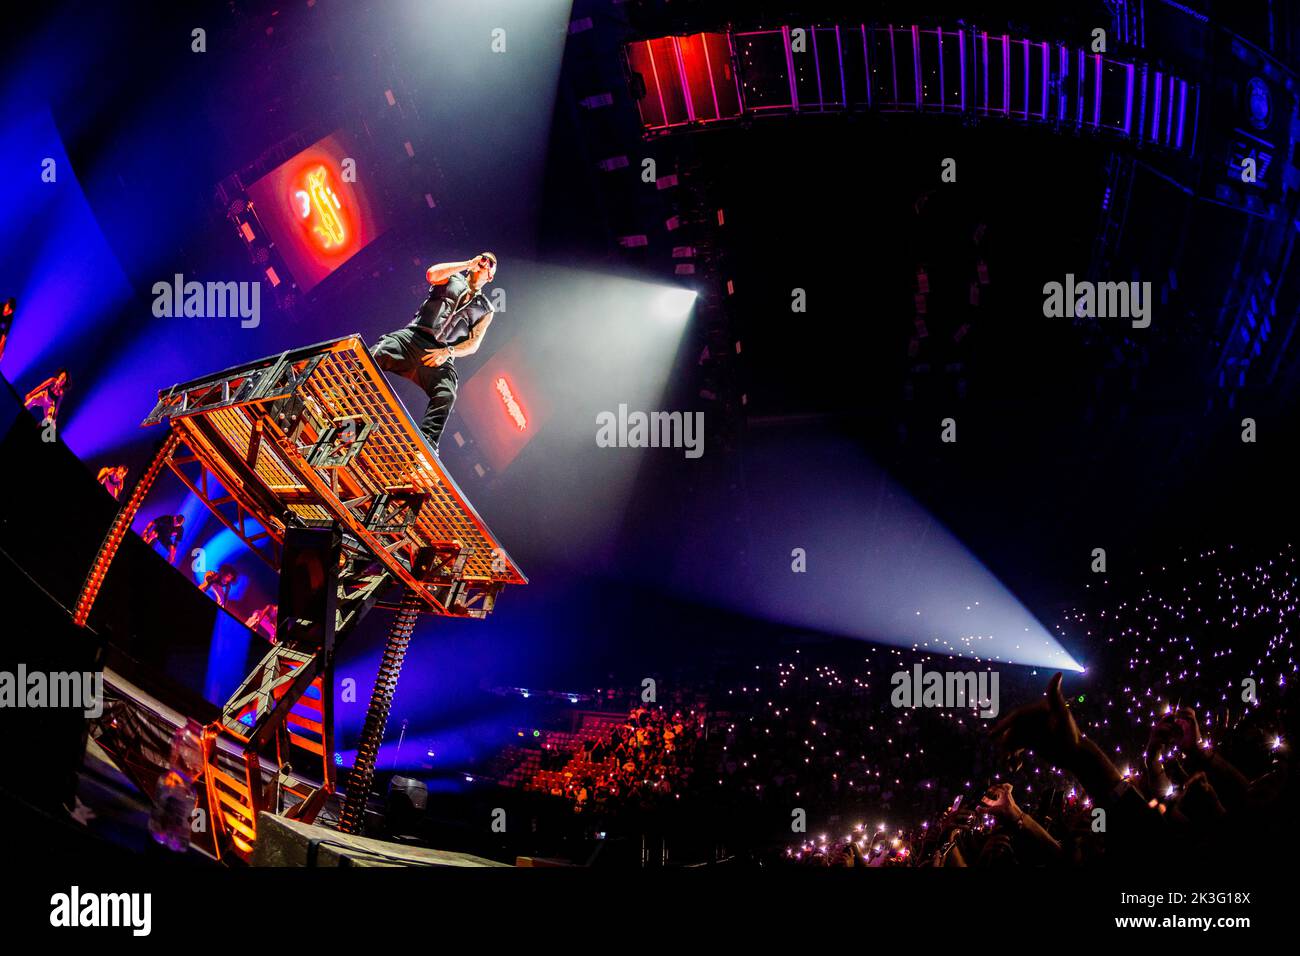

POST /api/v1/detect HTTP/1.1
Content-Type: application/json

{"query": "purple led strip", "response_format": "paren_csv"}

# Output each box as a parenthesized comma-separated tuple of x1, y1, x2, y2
(1058, 44, 1068, 121)
(1170, 73, 1180, 145)
(888, 24, 898, 109)
(783, 26, 799, 110)
(636, 24, 1194, 152)
(1022, 39, 1030, 117)
(1093, 54, 1102, 128)
(1040, 42, 1049, 119)
(981, 31, 989, 113)
(1002, 34, 1010, 116)
(861, 25, 871, 109)
(937, 29, 945, 111)
(1076, 48, 1085, 126)
(1175, 79, 1187, 149)
(912, 25, 922, 109)
(835, 26, 847, 107)
(959, 31, 967, 112)
(1124, 62, 1135, 134)
(812, 26, 825, 109)
(1151, 70, 1162, 142)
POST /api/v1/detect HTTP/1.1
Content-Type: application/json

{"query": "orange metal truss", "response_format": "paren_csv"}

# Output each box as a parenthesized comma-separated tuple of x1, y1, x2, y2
(121, 334, 528, 861)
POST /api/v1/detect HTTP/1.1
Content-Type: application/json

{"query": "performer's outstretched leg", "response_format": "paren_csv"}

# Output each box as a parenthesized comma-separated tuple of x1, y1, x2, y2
(415, 362, 458, 451)
(371, 329, 457, 451)
(371, 330, 418, 376)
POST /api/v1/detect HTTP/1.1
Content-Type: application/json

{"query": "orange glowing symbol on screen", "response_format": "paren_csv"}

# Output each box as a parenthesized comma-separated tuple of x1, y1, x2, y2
(291, 164, 347, 252)
(495, 376, 527, 431)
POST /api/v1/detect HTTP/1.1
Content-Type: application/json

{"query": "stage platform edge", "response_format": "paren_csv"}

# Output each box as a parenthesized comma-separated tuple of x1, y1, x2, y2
(251, 812, 511, 867)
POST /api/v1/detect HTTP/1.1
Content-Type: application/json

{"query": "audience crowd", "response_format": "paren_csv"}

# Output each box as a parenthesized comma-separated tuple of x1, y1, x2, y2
(496, 544, 1298, 866)
(536, 706, 704, 817)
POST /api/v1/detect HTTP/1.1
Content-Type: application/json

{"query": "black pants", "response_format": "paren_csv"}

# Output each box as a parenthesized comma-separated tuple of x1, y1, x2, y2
(370, 328, 458, 450)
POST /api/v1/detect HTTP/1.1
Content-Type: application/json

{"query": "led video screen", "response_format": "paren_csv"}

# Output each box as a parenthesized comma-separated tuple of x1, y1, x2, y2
(245, 130, 386, 293)
(456, 335, 549, 474)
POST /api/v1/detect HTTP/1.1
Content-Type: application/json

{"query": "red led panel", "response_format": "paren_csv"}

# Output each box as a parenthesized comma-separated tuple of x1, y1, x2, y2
(628, 33, 741, 129)
(456, 336, 549, 473)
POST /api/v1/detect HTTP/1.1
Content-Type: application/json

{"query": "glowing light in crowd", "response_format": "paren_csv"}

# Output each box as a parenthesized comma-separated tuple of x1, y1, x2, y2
(756, 544, 1298, 860)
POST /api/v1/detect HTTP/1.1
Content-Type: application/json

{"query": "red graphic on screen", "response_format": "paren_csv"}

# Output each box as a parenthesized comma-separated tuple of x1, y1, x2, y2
(246, 131, 386, 293)
(494, 376, 528, 431)
(293, 164, 349, 252)
(458, 338, 549, 473)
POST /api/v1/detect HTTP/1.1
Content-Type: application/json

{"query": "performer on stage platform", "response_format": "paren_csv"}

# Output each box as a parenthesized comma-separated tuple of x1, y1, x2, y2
(24, 368, 68, 426)
(369, 253, 497, 451)
(142, 513, 185, 564)
(245, 603, 278, 643)
(198, 567, 238, 607)
(97, 464, 129, 500)
(0, 297, 15, 364)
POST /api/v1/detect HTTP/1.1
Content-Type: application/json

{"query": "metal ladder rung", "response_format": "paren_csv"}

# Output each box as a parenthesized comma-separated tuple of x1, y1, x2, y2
(222, 809, 257, 841)
(210, 766, 251, 799)
(288, 733, 324, 756)
(287, 711, 323, 734)
(213, 786, 254, 821)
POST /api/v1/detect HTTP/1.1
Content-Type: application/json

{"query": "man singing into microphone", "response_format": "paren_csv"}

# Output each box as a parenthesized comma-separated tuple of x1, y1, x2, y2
(370, 253, 497, 452)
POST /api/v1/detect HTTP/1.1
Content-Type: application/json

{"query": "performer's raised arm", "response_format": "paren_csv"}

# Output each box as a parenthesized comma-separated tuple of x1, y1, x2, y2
(24, 374, 59, 406)
(426, 256, 491, 285)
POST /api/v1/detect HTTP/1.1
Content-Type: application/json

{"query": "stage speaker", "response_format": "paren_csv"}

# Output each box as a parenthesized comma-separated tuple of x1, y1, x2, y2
(0, 547, 105, 817)
(276, 524, 341, 653)
(385, 775, 428, 835)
